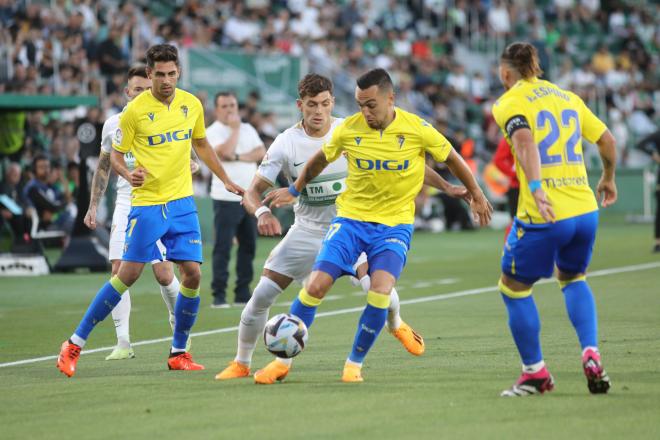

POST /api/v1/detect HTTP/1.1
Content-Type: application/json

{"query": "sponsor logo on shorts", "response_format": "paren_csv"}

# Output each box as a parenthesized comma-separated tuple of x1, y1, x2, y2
(385, 238, 407, 249)
(189, 239, 202, 245)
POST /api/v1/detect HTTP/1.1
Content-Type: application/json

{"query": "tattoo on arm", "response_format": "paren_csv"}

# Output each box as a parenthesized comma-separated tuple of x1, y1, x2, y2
(90, 153, 111, 208)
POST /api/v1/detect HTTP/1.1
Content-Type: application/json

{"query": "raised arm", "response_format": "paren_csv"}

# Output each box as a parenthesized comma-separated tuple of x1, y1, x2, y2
(84, 151, 112, 229)
(444, 149, 493, 226)
(192, 137, 244, 196)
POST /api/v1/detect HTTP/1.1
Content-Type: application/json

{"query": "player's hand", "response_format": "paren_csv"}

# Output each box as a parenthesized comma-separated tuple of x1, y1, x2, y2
(469, 192, 493, 226)
(224, 180, 245, 196)
(190, 161, 200, 174)
(596, 177, 617, 208)
(262, 187, 297, 208)
(257, 212, 282, 236)
(84, 206, 97, 230)
(446, 184, 472, 203)
(130, 167, 147, 187)
(532, 189, 556, 223)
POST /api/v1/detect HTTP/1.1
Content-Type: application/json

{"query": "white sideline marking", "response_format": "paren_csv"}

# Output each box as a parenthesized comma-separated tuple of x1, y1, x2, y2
(1, 261, 658, 369)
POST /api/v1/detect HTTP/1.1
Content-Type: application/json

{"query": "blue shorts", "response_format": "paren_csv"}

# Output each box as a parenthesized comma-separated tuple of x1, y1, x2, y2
(123, 196, 203, 264)
(501, 210, 598, 285)
(313, 217, 413, 280)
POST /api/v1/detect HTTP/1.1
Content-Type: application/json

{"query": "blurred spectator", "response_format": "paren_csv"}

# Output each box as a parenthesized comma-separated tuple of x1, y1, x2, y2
(636, 129, 660, 252)
(22, 155, 72, 233)
(592, 44, 615, 76)
(0, 162, 30, 247)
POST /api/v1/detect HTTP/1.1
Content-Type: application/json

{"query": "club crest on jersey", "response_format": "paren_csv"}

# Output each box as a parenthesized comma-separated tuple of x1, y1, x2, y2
(397, 135, 405, 149)
(355, 136, 362, 145)
(180, 105, 188, 118)
(147, 112, 155, 121)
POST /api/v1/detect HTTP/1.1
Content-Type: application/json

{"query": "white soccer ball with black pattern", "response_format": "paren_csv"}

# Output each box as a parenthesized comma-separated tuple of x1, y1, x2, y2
(263, 313, 308, 358)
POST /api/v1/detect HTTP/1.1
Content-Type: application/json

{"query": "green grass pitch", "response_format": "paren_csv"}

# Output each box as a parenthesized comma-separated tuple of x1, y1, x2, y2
(0, 219, 659, 439)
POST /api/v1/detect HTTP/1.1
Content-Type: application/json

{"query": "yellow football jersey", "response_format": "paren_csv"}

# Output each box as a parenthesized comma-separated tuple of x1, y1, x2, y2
(322, 107, 452, 226)
(492, 78, 607, 223)
(112, 88, 206, 206)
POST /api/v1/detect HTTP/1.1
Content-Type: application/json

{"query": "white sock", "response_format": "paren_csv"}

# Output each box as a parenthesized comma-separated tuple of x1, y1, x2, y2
(358, 275, 402, 330)
(387, 287, 402, 330)
(111, 290, 131, 348)
(522, 360, 546, 374)
(345, 358, 362, 368)
(276, 357, 293, 367)
(236, 276, 282, 366)
(160, 277, 179, 331)
(70, 334, 86, 348)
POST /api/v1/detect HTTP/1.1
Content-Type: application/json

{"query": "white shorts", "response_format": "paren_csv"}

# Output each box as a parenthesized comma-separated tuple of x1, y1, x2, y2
(264, 223, 367, 283)
(109, 197, 166, 264)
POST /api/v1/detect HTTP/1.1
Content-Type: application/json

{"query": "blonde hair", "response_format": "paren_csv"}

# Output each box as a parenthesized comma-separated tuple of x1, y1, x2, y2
(501, 42, 543, 79)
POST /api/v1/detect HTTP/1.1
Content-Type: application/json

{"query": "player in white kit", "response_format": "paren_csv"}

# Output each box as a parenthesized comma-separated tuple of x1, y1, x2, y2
(216, 74, 471, 383)
(84, 66, 186, 360)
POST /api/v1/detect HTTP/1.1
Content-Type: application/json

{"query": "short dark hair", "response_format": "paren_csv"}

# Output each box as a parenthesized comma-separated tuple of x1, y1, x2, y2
(32, 154, 49, 171)
(127, 65, 148, 80)
(356, 68, 393, 92)
(145, 44, 179, 68)
(214, 91, 237, 103)
(298, 74, 333, 99)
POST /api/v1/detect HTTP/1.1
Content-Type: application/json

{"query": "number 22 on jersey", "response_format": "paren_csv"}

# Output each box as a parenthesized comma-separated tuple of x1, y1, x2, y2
(536, 109, 583, 167)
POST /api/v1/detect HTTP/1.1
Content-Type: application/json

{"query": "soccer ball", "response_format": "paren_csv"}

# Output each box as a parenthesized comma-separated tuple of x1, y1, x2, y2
(263, 313, 308, 358)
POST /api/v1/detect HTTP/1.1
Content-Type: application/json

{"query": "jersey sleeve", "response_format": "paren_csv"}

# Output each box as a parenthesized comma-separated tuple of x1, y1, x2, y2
(492, 95, 531, 141)
(192, 98, 206, 139)
(421, 119, 452, 162)
(321, 122, 345, 162)
(100, 117, 115, 154)
(256, 134, 287, 186)
(577, 96, 608, 144)
(112, 105, 136, 153)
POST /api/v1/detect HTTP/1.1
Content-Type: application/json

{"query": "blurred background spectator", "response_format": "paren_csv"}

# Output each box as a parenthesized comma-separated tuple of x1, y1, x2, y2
(0, 0, 658, 250)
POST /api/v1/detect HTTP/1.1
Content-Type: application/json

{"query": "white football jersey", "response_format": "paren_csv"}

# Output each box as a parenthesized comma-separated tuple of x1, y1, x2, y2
(100, 111, 136, 201)
(257, 118, 347, 232)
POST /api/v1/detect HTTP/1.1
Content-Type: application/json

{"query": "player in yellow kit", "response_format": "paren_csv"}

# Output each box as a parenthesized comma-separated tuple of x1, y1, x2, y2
(263, 68, 493, 383)
(492, 42, 617, 396)
(56, 44, 243, 377)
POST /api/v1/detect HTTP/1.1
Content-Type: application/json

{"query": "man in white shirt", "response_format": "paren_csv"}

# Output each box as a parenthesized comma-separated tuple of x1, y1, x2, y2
(207, 92, 266, 308)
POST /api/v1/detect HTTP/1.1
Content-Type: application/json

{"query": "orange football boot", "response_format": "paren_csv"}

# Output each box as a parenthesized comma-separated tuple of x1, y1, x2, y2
(56, 340, 81, 378)
(341, 362, 363, 383)
(215, 360, 250, 380)
(167, 352, 205, 370)
(254, 360, 290, 384)
(390, 320, 425, 356)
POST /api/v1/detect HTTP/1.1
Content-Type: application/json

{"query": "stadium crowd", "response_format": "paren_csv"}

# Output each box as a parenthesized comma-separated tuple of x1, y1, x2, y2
(0, 0, 659, 245)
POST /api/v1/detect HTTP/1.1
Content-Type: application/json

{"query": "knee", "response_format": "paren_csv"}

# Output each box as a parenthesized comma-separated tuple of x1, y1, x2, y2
(181, 266, 201, 288)
(499, 275, 533, 299)
(153, 264, 174, 286)
(304, 282, 328, 299)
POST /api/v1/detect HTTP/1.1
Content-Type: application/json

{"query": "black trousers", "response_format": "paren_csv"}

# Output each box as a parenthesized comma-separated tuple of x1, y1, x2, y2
(655, 189, 660, 240)
(211, 200, 257, 302)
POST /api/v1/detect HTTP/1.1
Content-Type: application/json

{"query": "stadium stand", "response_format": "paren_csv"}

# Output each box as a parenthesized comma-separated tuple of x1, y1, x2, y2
(0, 0, 658, 254)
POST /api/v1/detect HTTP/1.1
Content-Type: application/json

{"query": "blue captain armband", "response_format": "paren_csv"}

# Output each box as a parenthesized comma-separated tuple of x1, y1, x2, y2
(528, 180, 542, 193)
(288, 183, 301, 197)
